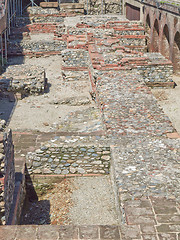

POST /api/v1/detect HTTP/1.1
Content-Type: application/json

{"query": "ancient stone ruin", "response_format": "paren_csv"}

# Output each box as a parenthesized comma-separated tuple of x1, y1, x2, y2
(0, 0, 180, 239)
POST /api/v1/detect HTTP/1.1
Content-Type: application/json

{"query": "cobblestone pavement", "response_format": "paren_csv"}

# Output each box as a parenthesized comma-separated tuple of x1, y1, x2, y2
(96, 71, 175, 137)
(112, 136, 180, 202)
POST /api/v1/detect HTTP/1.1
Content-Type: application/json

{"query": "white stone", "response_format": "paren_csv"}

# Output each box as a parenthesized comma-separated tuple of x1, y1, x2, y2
(70, 166, 77, 173)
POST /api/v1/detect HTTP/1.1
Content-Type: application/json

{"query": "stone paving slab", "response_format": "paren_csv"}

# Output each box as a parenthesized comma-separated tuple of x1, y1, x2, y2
(0, 224, 180, 239)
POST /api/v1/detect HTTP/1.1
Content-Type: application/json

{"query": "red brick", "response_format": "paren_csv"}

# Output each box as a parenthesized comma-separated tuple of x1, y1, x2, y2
(167, 132, 180, 139)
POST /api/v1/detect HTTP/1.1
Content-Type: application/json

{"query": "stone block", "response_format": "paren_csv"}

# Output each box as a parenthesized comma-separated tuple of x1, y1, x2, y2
(0, 226, 17, 240)
(156, 224, 180, 233)
(58, 225, 78, 239)
(37, 225, 59, 239)
(16, 225, 37, 240)
(140, 225, 156, 234)
(158, 233, 177, 240)
(156, 214, 180, 224)
(142, 235, 158, 240)
(126, 216, 156, 225)
(120, 225, 141, 239)
(40, 2, 59, 8)
(79, 225, 99, 239)
(100, 225, 120, 239)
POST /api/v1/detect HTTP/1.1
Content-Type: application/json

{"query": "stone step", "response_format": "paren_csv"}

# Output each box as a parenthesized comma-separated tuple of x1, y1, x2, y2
(60, 3, 84, 9)
(40, 2, 59, 8)
(63, 8, 84, 13)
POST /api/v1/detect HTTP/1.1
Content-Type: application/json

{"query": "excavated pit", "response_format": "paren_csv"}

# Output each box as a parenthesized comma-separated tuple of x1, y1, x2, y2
(21, 176, 120, 225)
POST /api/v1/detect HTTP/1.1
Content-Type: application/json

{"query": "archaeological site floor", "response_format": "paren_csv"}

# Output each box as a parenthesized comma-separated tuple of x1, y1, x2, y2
(0, 7, 180, 240)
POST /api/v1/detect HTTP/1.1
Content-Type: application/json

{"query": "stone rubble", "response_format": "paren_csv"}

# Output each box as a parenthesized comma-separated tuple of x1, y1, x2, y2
(61, 49, 90, 68)
(62, 70, 89, 82)
(8, 39, 67, 55)
(27, 6, 59, 15)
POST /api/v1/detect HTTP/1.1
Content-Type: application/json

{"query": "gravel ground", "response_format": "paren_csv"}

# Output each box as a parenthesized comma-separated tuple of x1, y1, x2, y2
(68, 176, 119, 225)
(7, 55, 102, 132)
(21, 178, 73, 225)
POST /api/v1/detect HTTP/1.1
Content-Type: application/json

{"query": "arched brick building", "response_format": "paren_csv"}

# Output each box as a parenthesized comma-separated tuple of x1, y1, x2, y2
(123, 0, 180, 74)
(144, 4, 180, 74)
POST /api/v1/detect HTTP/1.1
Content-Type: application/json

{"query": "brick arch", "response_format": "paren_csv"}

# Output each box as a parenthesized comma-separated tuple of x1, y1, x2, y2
(146, 14, 151, 28)
(161, 24, 170, 59)
(173, 31, 180, 74)
(152, 19, 159, 52)
(143, 5, 180, 72)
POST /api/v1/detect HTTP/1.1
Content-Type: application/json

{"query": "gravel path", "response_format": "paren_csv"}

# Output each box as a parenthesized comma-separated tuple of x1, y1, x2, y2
(68, 176, 119, 225)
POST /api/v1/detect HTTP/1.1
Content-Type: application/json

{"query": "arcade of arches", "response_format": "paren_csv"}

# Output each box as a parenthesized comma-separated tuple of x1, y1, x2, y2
(145, 11, 180, 75)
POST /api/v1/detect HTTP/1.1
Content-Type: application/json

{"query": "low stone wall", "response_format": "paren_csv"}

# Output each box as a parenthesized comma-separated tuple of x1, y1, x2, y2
(77, 15, 127, 28)
(62, 70, 90, 82)
(25, 136, 111, 175)
(27, 1, 122, 15)
(138, 63, 173, 83)
(118, 36, 146, 48)
(11, 24, 57, 35)
(26, 146, 111, 175)
(81, 0, 122, 14)
(67, 27, 114, 37)
(0, 130, 15, 225)
(114, 29, 145, 35)
(0, 64, 47, 97)
(8, 40, 67, 56)
(54, 24, 66, 38)
(15, 14, 64, 26)
(137, 53, 174, 85)
(30, 15, 64, 24)
(27, 6, 59, 15)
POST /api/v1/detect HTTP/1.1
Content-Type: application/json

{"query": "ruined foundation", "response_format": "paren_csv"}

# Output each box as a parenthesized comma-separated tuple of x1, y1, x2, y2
(0, 1, 180, 239)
